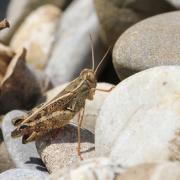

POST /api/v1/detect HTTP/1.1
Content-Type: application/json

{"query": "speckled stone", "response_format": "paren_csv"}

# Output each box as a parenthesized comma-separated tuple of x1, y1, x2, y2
(93, 0, 174, 46)
(2, 110, 47, 172)
(96, 66, 180, 166)
(45, 0, 105, 86)
(10, 5, 61, 70)
(0, 168, 48, 180)
(113, 11, 180, 80)
(36, 124, 95, 173)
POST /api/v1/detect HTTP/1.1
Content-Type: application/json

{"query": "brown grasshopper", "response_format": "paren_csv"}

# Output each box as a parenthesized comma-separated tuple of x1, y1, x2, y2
(11, 37, 113, 159)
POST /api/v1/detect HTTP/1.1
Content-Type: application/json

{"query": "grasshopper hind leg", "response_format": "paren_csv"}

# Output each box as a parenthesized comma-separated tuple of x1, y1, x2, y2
(77, 108, 85, 160)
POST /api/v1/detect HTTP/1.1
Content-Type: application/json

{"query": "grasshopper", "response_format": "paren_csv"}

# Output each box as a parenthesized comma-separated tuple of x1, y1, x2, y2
(11, 36, 113, 159)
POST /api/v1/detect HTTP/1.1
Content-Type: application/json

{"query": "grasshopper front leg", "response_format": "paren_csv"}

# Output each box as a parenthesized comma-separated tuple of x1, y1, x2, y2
(95, 86, 115, 92)
(77, 107, 85, 160)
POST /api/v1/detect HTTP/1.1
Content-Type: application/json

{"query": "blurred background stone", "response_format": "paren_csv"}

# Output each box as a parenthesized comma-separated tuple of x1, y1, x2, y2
(113, 11, 180, 80)
(10, 5, 61, 71)
(166, 0, 180, 8)
(0, 0, 73, 44)
(45, 0, 106, 86)
(93, 0, 175, 47)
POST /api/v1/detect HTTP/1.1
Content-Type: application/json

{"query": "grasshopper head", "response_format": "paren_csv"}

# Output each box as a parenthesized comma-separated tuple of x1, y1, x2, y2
(80, 69, 97, 100)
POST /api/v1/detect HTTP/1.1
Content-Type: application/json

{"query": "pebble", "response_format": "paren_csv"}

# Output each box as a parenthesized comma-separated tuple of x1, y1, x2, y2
(0, 168, 48, 180)
(96, 66, 180, 166)
(45, 0, 105, 86)
(10, 5, 61, 70)
(93, 0, 174, 46)
(49, 157, 124, 180)
(113, 11, 180, 80)
(2, 110, 47, 172)
(36, 124, 95, 174)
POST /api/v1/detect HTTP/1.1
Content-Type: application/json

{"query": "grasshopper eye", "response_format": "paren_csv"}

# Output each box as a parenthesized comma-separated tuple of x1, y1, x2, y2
(87, 72, 95, 83)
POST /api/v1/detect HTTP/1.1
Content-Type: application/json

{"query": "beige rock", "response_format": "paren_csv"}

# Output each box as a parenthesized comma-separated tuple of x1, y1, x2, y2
(0, 0, 71, 43)
(96, 66, 180, 166)
(10, 5, 61, 70)
(45, 0, 106, 85)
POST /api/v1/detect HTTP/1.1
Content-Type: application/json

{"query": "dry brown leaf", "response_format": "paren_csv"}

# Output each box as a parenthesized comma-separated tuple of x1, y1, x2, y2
(0, 48, 42, 114)
(0, 19, 10, 31)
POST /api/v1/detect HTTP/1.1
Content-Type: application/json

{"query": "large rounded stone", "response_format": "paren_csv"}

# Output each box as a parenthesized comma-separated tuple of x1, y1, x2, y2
(113, 11, 180, 80)
(45, 0, 105, 86)
(96, 66, 180, 166)
(93, 0, 174, 46)
(10, 5, 61, 70)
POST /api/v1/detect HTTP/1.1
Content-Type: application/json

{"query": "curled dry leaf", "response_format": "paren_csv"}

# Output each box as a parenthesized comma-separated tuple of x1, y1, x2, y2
(0, 48, 42, 115)
(0, 43, 15, 81)
(0, 19, 10, 31)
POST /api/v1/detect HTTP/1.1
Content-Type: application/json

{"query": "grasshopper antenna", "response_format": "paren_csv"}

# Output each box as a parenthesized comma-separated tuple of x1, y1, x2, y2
(94, 47, 111, 74)
(89, 34, 95, 71)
